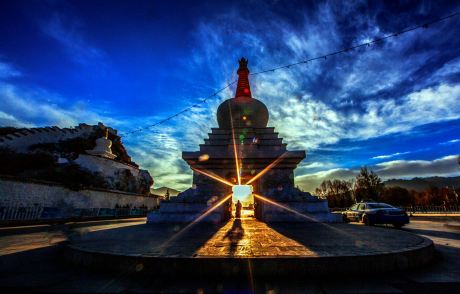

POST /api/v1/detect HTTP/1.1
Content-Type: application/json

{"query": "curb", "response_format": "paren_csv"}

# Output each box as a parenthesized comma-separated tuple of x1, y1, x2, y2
(445, 222, 460, 230)
(0, 215, 147, 228)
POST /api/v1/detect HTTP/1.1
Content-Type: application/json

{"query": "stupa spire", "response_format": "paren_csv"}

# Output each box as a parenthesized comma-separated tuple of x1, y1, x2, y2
(235, 57, 252, 98)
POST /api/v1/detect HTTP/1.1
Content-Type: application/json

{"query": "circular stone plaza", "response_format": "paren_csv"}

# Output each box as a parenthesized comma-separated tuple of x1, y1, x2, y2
(67, 218, 434, 277)
(66, 59, 435, 277)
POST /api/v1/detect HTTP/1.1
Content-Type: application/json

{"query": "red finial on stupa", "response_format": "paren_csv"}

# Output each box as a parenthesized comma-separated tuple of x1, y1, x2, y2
(235, 57, 252, 98)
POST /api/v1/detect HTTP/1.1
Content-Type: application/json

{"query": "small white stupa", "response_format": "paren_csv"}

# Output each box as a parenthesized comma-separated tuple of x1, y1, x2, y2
(86, 128, 117, 159)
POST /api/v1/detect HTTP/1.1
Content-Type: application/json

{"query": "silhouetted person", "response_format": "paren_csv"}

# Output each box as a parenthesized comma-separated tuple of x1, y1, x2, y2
(235, 200, 242, 218)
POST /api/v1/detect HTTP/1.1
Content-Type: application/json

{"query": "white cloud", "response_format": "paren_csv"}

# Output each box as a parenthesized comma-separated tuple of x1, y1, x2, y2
(0, 61, 21, 79)
(261, 81, 460, 153)
(356, 83, 460, 138)
(0, 82, 118, 128)
(440, 139, 460, 145)
(41, 14, 106, 67)
(375, 155, 460, 178)
(124, 127, 191, 191)
(120, 97, 226, 190)
(429, 57, 460, 82)
(0, 111, 33, 128)
(372, 151, 411, 160)
(301, 161, 336, 169)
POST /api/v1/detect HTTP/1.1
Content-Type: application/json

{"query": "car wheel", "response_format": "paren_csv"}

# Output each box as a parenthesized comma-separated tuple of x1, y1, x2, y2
(393, 223, 403, 229)
(363, 214, 373, 226)
(342, 214, 350, 223)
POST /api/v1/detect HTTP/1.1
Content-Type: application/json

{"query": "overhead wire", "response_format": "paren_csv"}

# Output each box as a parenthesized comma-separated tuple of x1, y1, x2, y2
(119, 11, 460, 137)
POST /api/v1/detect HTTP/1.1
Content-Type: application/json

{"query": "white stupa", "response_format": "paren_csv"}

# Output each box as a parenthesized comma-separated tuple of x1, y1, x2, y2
(86, 128, 117, 159)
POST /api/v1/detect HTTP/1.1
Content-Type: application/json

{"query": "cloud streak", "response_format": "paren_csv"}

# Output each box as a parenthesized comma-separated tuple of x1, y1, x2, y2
(40, 13, 107, 69)
(0, 61, 21, 79)
(0, 81, 118, 128)
(372, 152, 411, 160)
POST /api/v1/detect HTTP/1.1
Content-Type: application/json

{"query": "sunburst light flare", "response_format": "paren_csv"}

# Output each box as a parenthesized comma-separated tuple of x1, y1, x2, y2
(191, 167, 234, 187)
(245, 153, 287, 185)
(254, 194, 351, 236)
(229, 107, 242, 185)
(189, 194, 233, 225)
(253, 194, 319, 222)
(159, 194, 232, 251)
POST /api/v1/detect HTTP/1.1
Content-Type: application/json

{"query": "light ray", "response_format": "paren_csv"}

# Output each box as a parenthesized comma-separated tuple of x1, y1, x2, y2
(229, 106, 242, 185)
(247, 259, 255, 293)
(187, 194, 232, 225)
(254, 194, 351, 236)
(159, 194, 232, 251)
(254, 194, 319, 222)
(246, 153, 287, 185)
(192, 167, 234, 187)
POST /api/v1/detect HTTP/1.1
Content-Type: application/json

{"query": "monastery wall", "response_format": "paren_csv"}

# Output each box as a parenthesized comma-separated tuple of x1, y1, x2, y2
(0, 178, 158, 222)
(75, 154, 140, 177)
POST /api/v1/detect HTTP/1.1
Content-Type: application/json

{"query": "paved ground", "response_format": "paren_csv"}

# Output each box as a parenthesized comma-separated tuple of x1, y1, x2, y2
(0, 218, 145, 257)
(68, 217, 428, 258)
(0, 216, 459, 293)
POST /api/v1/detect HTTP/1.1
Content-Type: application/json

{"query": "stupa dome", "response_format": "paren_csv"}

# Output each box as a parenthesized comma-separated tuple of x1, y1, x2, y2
(217, 97, 269, 128)
(216, 58, 269, 129)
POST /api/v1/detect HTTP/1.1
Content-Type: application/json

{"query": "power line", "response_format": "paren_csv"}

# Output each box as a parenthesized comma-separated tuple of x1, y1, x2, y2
(250, 11, 460, 75)
(120, 11, 460, 137)
(120, 81, 237, 136)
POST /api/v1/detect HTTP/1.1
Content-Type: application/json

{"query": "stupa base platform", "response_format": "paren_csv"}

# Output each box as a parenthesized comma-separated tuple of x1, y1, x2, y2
(66, 217, 435, 277)
(257, 200, 343, 222)
(147, 202, 229, 223)
(260, 211, 343, 222)
(147, 211, 224, 223)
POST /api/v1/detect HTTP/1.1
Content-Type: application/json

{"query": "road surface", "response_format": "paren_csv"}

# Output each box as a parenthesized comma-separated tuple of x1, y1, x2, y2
(0, 216, 459, 293)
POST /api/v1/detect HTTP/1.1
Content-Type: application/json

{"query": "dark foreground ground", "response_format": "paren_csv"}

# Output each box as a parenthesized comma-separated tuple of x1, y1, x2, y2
(0, 216, 459, 293)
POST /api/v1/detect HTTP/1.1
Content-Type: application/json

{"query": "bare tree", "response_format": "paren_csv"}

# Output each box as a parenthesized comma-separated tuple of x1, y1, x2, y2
(315, 179, 354, 208)
(354, 167, 384, 202)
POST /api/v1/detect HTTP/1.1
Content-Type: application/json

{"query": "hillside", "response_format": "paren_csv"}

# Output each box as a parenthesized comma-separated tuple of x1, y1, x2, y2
(384, 176, 460, 192)
(151, 186, 181, 197)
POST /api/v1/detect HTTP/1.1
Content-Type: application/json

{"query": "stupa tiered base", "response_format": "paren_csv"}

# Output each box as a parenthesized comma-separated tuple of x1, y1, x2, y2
(66, 218, 434, 276)
(256, 198, 343, 222)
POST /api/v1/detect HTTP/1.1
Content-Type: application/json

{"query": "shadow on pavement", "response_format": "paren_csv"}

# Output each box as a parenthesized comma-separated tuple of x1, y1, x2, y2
(68, 221, 227, 258)
(222, 218, 244, 256)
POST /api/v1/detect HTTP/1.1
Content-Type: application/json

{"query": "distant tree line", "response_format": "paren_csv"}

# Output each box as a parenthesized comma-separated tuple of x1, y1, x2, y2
(315, 167, 459, 208)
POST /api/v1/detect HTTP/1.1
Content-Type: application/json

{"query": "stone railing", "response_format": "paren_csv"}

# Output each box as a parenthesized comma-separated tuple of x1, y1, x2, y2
(0, 205, 151, 222)
(330, 206, 460, 214)
(404, 205, 460, 214)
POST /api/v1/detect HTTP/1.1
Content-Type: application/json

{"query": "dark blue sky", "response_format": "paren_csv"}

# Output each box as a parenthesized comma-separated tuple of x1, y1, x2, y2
(1, 0, 459, 190)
